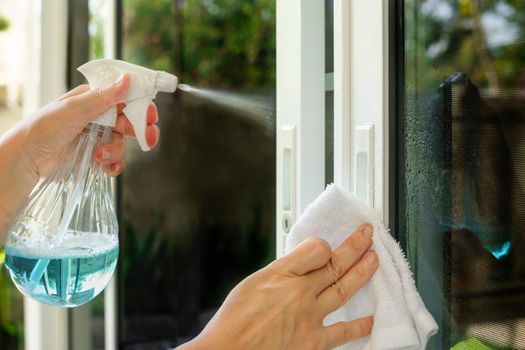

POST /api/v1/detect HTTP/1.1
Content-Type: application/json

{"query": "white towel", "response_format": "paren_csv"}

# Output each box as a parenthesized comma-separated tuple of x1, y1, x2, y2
(285, 184, 438, 350)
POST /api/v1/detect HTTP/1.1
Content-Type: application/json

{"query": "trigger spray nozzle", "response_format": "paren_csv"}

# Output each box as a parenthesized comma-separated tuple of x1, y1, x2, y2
(155, 71, 179, 92)
(78, 59, 178, 151)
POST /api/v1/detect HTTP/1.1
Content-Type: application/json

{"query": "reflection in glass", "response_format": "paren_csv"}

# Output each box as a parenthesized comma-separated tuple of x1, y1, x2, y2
(400, 0, 525, 348)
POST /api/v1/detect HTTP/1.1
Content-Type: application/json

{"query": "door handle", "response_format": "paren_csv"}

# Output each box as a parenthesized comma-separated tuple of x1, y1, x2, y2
(354, 124, 374, 206)
(279, 125, 296, 235)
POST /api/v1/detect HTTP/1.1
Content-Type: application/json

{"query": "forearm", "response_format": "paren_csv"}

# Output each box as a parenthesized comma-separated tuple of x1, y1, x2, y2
(0, 123, 38, 244)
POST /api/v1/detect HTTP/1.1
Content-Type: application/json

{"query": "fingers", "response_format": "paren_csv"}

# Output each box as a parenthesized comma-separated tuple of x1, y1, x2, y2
(66, 73, 131, 124)
(57, 85, 90, 101)
(146, 124, 160, 148)
(114, 114, 136, 136)
(274, 237, 332, 276)
(114, 103, 158, 136)
(317, 251, 378, 314)
(108, 161, 125, 177)
(146, 103, 159, 124)
(324, 316, 374, 348)
(307, 224, 373, 293)
(95, 132, 126, 164)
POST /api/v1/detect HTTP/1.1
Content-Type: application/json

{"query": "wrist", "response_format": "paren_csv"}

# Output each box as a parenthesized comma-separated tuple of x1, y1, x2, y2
(0, 123, 39, 240)
(3, 122, 39, 183)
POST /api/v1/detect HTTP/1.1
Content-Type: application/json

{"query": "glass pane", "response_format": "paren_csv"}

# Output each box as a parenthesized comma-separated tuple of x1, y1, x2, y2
(325, 0, 334, 74)
(119, 0, 276, 347)
(399, 0, 525, 348)
(0, 2, 27, 349)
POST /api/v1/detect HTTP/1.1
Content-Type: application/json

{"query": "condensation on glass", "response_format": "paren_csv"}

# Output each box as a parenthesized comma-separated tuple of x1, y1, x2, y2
(399, 1, 525, 349)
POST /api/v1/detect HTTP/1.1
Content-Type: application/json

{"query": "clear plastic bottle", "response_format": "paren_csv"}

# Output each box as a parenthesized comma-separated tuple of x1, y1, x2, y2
(5, 123, 119, 307)
(4, 59, 178, 307)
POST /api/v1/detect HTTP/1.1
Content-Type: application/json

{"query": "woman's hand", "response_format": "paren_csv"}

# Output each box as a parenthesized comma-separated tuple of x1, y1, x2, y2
(182, 224, 378, 350)
(21, 74, 159, 178)
(0, 74, 160, 239)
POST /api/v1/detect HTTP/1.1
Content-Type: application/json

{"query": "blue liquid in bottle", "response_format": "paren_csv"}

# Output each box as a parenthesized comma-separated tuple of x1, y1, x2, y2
(5, 231, 118, 307)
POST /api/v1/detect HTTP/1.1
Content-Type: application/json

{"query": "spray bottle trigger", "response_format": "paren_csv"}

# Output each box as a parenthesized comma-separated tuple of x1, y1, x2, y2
(123, 96, 154, 151)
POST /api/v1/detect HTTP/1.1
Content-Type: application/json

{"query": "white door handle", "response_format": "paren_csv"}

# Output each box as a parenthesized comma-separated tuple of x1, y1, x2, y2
(354, 124, 374, 206)
(279, 125, 296, 234)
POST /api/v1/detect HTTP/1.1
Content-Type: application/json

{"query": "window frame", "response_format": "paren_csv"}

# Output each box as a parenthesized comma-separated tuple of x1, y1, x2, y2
(275, 0, 326, 258)
(275, 0, 391, 244)
(23, 0, 70, 349)
(332, 0, 390, 218)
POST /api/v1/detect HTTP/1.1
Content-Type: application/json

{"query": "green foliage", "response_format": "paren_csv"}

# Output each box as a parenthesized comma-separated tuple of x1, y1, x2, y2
(0, 15, 9, 32)
(406, 0, 525, 92)
(0, 248, 23, 349)
(123, 0, 276, 89)
(452, 337, 512, 350)
(180, 0, 276, 88)
(89, 9, 104, 59)
(123, 0, 176, 72)
(121, 215, 167, 285)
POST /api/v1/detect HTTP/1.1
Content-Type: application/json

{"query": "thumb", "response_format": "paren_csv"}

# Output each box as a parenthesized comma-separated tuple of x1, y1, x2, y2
(68, 73, 131, 124)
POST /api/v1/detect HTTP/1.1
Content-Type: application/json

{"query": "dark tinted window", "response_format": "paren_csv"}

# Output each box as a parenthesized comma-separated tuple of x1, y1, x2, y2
(118, 0, 276, 348)
(397, 0, 525, 348)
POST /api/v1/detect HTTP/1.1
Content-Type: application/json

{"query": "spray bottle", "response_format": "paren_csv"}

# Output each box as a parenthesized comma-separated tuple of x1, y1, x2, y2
(4, 59, 178, 307)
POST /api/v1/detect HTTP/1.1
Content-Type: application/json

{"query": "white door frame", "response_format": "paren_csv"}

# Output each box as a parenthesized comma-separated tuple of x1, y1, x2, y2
(23, 1, 69, 349)
(333, 0, 351, 192)
(339, 0, 389, 219)
(276, 0, 326, 258)
(276, 0, 389, 256)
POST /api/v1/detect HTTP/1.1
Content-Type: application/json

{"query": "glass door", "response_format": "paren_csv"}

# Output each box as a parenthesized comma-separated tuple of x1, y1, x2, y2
(395, 0, 525, 348)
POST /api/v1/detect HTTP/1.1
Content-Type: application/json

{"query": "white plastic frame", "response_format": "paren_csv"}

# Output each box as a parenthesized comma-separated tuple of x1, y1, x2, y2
(276, 0, 326, 258)
(334, 0, 389, 220)
(23, 1, 69, 349)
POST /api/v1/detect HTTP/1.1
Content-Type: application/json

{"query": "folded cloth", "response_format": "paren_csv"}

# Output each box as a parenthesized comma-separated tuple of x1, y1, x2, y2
(285, 184, 438, 350)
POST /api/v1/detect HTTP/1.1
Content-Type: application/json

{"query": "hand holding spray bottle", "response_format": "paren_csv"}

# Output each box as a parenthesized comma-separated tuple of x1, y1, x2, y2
(4, 59, 178, 307)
